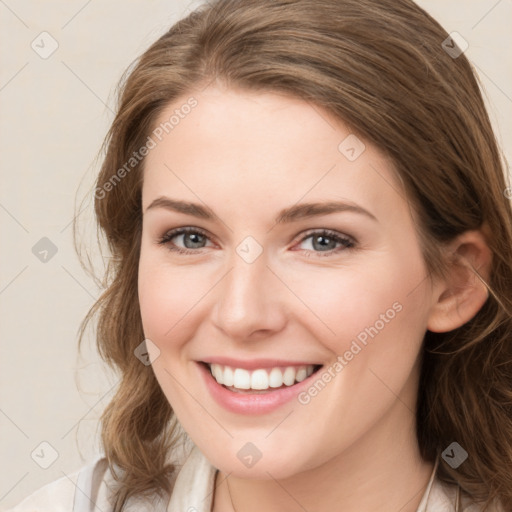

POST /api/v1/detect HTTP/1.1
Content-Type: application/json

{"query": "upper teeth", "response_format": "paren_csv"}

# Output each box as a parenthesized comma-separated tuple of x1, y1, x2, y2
(209, 364, 316, 390)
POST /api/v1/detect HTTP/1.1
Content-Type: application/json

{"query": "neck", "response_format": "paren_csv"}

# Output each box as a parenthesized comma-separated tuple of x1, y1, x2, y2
(213, 398, 434, 512)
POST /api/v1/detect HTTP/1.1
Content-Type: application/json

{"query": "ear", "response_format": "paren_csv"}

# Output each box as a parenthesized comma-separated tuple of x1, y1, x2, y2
(427, 228, 493, 333)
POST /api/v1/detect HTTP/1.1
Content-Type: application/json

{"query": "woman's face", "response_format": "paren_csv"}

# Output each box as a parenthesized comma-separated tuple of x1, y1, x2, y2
(138, 85, 438, 478)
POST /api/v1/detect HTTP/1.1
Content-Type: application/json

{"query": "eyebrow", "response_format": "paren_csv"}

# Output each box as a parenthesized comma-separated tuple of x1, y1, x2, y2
(145, 197, 378, 223)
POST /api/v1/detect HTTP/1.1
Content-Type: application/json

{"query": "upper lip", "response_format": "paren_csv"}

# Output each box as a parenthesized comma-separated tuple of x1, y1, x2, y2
(199, 357, 322, 370)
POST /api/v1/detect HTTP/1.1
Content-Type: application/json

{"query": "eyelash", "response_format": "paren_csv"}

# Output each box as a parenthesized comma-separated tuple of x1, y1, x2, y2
(157, 227, 356, 257)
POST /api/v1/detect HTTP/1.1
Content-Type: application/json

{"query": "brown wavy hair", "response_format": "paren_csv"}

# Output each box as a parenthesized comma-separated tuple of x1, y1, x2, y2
(76, 0, 512, 510)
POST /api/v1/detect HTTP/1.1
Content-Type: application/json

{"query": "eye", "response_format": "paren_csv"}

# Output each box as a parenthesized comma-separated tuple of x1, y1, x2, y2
(294, 229, 355, 256)
(157, 227, 356, 257)
(157, 227, 214, 254)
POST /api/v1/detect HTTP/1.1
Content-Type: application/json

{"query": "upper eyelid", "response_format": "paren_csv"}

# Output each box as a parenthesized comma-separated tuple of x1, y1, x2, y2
(160, 226, 215, 244)
(295, 229, 354, 246)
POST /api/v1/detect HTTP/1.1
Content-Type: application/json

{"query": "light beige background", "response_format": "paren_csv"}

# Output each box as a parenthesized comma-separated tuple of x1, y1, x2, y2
(0, 0, 510, 508)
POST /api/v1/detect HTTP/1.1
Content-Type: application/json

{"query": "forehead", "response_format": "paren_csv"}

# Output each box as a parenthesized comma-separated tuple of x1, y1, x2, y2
(142, 86, 408, 225)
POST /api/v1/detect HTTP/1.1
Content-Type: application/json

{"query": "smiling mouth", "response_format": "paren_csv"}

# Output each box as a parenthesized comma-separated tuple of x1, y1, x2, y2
(201, 362, 323, 393)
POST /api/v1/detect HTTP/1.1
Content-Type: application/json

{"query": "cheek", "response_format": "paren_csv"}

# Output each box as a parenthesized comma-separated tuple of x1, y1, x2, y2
(138, 252, 211, 342)
(284, 251, 429, 357)
(137, 253, 207, 403)
(289, 255, 429, 454)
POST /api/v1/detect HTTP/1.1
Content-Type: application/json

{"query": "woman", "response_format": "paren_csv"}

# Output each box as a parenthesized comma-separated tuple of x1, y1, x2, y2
(10, 0, 512, 510)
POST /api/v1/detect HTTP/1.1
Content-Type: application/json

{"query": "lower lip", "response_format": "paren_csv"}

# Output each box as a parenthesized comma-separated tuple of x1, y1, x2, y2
(197, 362, 321, 415)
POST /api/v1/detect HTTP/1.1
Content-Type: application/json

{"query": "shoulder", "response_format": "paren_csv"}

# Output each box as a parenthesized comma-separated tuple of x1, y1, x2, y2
(6, 455, 109, 512)
(6, 442, 217, 512)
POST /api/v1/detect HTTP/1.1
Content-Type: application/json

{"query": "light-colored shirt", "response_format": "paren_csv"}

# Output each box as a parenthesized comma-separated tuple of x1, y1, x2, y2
(7, 444, 503, 511)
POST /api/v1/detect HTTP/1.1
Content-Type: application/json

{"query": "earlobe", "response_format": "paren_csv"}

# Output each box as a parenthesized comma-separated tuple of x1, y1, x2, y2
(426, 229, 493, 333)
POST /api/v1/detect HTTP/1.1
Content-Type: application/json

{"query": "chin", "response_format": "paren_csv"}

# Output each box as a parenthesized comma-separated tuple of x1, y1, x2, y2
(200, 440, 317, 480)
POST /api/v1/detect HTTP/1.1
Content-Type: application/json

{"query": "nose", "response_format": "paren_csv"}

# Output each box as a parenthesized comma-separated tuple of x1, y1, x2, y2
(210, 252, 288, 341)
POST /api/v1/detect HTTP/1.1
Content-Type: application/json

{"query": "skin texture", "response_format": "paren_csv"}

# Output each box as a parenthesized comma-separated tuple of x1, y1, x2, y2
(138, 85, 492, 512)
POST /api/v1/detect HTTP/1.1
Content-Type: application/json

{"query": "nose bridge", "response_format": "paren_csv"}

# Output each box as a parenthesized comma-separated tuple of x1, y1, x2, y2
(212, 248, 286, 338)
